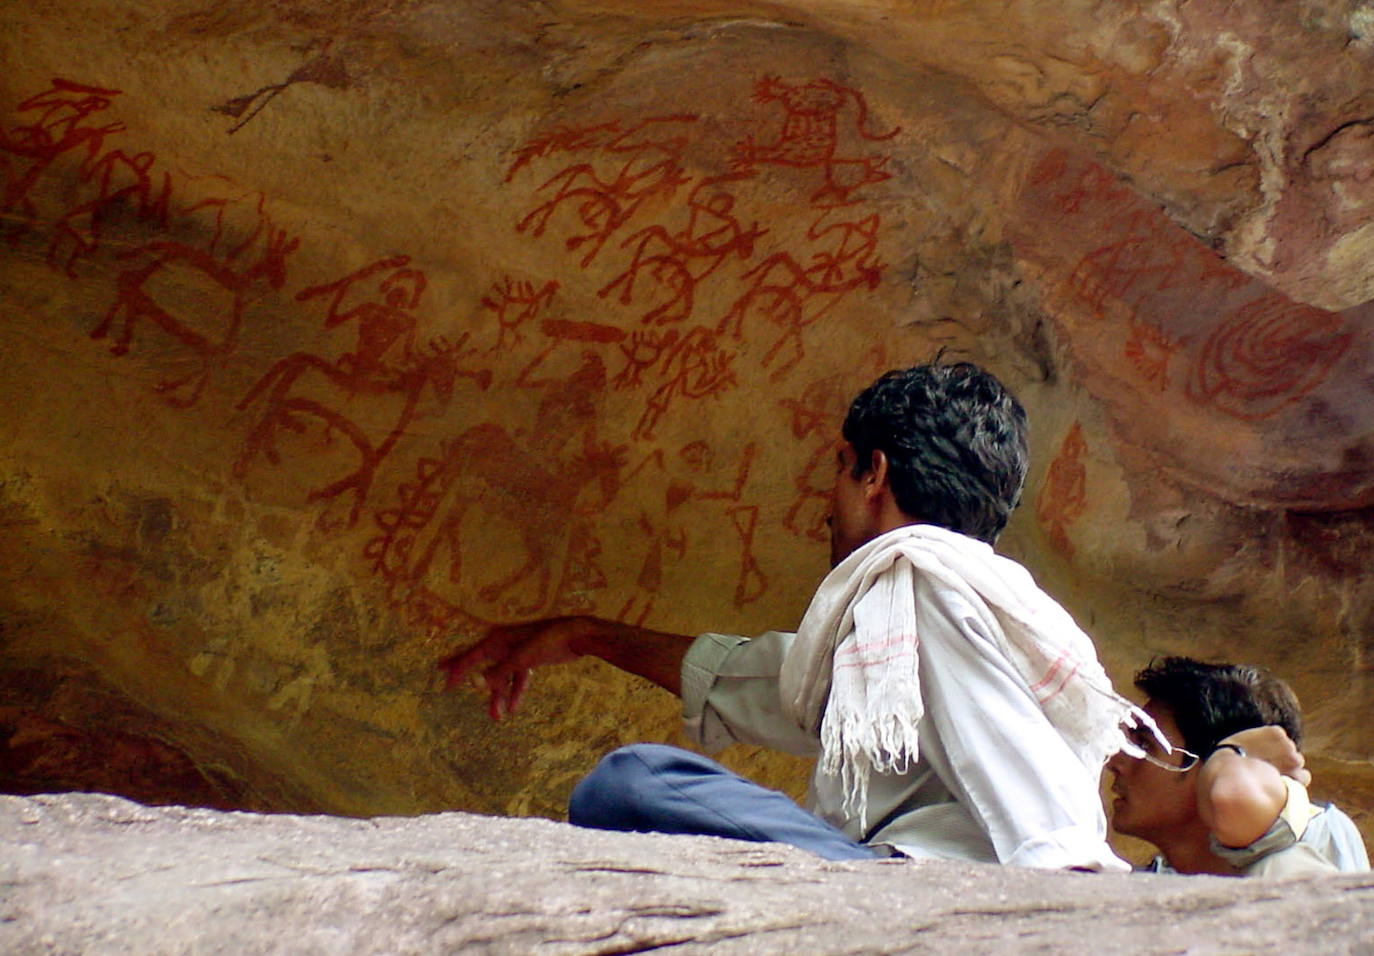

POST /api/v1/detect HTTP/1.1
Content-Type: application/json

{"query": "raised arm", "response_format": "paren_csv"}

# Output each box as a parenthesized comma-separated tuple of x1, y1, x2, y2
(438, 616, 696, 720)
(1196, 725, 1308, 849)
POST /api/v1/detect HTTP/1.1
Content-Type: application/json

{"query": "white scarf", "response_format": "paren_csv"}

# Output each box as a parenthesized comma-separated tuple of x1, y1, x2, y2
(779, 524, 1142, 828)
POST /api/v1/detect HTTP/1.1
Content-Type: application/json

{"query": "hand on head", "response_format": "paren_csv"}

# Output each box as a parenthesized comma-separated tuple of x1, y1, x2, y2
(1216, 725, 1311, 786)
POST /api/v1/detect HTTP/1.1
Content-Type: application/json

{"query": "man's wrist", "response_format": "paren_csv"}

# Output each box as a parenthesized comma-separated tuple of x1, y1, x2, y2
(1210, 742, 1247, 760)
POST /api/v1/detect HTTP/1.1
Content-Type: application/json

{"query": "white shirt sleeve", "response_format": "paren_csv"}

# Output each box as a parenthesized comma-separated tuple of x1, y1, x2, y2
(680, 630, 820, 758)
(913, 578, 1128, 871)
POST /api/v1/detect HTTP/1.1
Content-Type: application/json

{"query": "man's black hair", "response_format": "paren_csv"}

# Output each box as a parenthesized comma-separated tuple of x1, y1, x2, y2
(1134, 656, 1303, 758)
(841, 361, 1029, 543)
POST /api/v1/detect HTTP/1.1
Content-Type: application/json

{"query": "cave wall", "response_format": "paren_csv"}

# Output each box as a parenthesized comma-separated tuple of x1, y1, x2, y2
(1, 0, 1371, 853)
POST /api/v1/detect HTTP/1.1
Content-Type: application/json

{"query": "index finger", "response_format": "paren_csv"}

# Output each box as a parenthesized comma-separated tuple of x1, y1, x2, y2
(438, 641, 496, 690)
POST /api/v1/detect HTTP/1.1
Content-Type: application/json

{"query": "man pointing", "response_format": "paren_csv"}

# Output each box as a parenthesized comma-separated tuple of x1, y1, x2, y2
(442, 361, 1139, 868)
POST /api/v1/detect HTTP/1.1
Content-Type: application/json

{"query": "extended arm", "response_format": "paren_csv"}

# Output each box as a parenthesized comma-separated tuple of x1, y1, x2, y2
(1196, 725, 1308, 849)
(439, 616, 696, 720)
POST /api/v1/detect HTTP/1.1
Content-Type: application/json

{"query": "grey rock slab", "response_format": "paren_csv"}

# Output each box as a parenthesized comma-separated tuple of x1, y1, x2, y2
(3, 792, 1373, 954)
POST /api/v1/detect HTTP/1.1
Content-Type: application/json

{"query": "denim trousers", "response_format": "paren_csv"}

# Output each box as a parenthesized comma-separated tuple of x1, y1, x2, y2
(568, 743, 877, 861)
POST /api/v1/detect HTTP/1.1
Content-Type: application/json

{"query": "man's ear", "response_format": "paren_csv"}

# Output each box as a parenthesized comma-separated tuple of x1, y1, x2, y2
(865, 449, 890, 499)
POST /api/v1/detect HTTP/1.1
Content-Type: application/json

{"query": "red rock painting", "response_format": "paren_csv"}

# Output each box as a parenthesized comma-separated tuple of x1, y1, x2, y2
(234, 257, 490, 527)
(1036, 422, 1087, 559)
(731, 75, 900, 206)
(599, 174, 765, 326)
(480, 277, 560, 352)
(48, 145, 171, 276)
(5, 72, 902, 632)
(506, 75, 899, 430)
(1, 78, 127, 250)
(718, 210, 884, 380)
(366, 351, 624, 622)
(1020, 148, 1356, 425)
(92, 195, 299, 407)
(512, 115, 698, 268)
(1187, 294, 1354, 422)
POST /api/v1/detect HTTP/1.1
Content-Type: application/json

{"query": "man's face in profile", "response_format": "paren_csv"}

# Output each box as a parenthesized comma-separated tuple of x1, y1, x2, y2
(1106, 700, 1199, 844)
(829, 441, 871, 567)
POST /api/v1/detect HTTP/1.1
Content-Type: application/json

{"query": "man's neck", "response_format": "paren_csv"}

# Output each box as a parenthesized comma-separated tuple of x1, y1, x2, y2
(1153, 821, 1238, 876)
(873, 503, 923, 539)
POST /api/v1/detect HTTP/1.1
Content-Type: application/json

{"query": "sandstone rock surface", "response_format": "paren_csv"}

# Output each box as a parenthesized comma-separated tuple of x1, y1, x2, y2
(5, 792, 1374, 954)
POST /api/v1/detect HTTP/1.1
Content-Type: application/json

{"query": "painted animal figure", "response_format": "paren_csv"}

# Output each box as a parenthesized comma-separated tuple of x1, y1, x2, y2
(388, 354, 625, 617)
(90, 220, 299, 407)
(731, 75, 899, 205)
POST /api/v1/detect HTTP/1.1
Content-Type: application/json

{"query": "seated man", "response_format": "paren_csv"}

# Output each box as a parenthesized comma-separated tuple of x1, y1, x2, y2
(443, 362, 1144, 869)
(1108, 656, 1368, 876)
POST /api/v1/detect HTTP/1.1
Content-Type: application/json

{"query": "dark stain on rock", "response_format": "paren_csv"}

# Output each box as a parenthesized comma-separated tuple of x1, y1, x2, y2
(1282, 507, 1374, 579)
(0, 668, 266, 811)
(136, 497, 173, 546)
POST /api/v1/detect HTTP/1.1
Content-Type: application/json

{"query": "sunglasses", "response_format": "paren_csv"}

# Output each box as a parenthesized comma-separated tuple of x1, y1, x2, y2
(1120, 720, 1201, 773)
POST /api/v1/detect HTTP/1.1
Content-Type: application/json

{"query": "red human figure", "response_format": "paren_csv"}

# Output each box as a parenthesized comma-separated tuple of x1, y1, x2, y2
(480, 276, 559, 352)
(1, 78, 127, 246)
(674, 440, 767, 607)
(234, 257, 490, 526)
(719, 212, 884, 379)
(515, 157, 692, 267)
(779, 377, 850, 543)
(628, 326, 737, 441)
(616, 440, 759, 623)
(598, 175, 765, 326)
(1035, 422, 1088, 558)
(727, 504, 769, 607)
(505, 121, 623, 183)
(510, 115, 698, 267)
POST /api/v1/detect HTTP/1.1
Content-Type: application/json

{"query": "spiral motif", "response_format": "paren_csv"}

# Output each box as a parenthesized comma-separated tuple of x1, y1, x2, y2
(1187, 294, 1353, 421)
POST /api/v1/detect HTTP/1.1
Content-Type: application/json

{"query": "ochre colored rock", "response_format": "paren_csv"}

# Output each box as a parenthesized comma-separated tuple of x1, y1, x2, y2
(0, 1, 1370, 861)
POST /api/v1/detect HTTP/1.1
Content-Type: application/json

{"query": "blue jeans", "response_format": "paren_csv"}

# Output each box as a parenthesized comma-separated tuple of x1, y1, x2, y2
(568, 743, 877, 861)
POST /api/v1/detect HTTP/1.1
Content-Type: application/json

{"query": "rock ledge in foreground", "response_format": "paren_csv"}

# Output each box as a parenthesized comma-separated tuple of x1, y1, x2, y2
(3, 792, 1373, 954)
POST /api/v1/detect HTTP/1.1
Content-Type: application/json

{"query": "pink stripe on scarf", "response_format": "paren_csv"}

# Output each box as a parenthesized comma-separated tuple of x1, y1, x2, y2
(835, 633, 919, 659)
(1039, 660, 1081, 704)
(1028, 653, 1068, 693)
(834, 650, 919, 671)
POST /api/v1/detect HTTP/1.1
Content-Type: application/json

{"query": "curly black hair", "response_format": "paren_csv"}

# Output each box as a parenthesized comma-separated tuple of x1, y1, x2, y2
(1134, 656, 1303, 757)
(841, 362, 1029, 543)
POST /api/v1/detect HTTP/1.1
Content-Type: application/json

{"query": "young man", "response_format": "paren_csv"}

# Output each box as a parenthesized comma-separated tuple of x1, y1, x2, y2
(1108, 656, 1368, 876)
(442, 362, 1140, 868)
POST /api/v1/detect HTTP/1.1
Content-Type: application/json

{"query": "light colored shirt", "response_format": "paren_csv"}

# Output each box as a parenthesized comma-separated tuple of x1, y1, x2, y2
(1148, 776, 1369, 876)
(1207, 777, 1367, 877)
(681, 577, 1129, 871)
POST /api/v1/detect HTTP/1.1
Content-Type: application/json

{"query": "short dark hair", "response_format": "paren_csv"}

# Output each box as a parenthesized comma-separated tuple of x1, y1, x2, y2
(841, 362, 1029, 543)
(1134, 656, 1303, 757)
